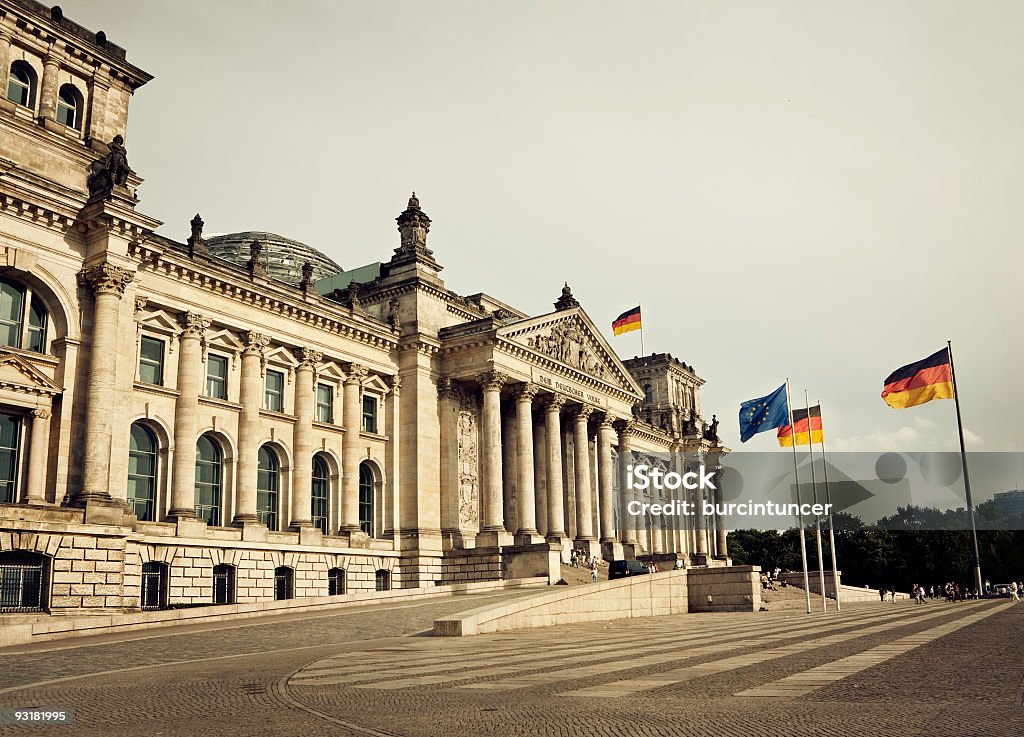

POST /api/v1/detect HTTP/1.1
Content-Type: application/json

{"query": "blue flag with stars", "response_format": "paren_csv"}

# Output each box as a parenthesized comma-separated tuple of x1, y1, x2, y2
(739, 384, 790, 443)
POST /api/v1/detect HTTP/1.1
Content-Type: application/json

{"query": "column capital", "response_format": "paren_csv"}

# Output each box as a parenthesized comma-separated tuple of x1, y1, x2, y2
(570, 404, 594, 422)
(542, 393, 566, 413)
(80, 263, 133, 298)
(179, 311, 211, 339)
(597, 413, 614, 429)
(240, 331, 269, 355)
(31, 408, 51, 420)
(437, 374, 453, 399)
(477, 370, 509, 392)
(613, 418, 636, 437)
(293, 347, 323, 370)
(514, 383, 539, 403)
(344, 363, 368, 384)
(388, 373, 402, 396)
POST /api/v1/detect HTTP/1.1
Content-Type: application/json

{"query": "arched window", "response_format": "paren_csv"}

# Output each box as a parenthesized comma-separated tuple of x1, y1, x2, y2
(0, 278, 49, 352)
(212, 564, 235, 605)
(375, 569, 390, 592)
(257, 446, 279, 530)
(6, 61, 36, 109)
(140, 561, 167, 610)
(128, 423, 157, 522)
(274, 566, 293, 600)
(643, 384, 653, 403)
(56, 84, 83, 130)
(0, 551, 48, 612)
(0, 412, 22, 504)
(358, 462, 374, 537)
(327, 567, 345, 596)
(195, 435, 222, 526)
(311, 455, 329, 534)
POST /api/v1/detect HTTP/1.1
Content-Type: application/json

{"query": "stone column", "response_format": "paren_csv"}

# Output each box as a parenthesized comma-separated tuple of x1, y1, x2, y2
(572, 405, 596, 551)
(234, 332, 268, 524)
(38, 52, 60, 123)
(501, 409, 518, 534)
(437, 376, 460, 546)
(597, 415, 615, 544)
(340, 364, 367, 534)
(168, 312, 209, 519)
(24, 409, 51, 504)
(289, 348, 321, 530)
(711, 453, 728, 558)
(543, 394, 567, 541)
(532, 414, 548, 538)
(692, 452, 709, 559)
(672, 445, 689, 560)
(78, 264, 133, 502)
(477, 370, 509, 546)
(514, 383, 541, 543)
(614, 420, 637, 548)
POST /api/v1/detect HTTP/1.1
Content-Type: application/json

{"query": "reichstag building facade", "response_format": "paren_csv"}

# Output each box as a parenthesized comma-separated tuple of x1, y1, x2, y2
(0, 0, 728, 614)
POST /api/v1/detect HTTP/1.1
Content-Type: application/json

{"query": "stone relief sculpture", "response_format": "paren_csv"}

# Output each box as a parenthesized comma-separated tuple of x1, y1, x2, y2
(522, 320, 608, 380)
(456, 397, 480, 527)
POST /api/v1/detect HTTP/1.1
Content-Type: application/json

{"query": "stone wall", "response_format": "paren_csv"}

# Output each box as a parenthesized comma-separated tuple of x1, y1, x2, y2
(440, 548, 502, 584)
(686, 565, 761, 613)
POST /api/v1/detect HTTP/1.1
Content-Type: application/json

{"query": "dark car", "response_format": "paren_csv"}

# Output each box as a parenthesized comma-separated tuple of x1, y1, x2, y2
(608, 560, 651, 580)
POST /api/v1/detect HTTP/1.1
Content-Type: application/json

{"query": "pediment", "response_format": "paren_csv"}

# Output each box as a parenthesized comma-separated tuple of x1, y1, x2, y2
(0, 352, 62, 395)
(137, 309, 182, 334)
(497, 308, 643, 399)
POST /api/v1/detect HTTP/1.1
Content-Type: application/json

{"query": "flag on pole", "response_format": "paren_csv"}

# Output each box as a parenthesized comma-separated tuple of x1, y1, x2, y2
(778, 404, 824, 446)
(881, 348, 953, 409)
(739, 384, 789, 443)
(612, 306, 642, 336)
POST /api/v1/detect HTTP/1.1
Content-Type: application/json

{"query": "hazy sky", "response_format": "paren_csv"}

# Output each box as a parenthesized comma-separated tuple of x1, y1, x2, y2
(61, 1, 1023, 456)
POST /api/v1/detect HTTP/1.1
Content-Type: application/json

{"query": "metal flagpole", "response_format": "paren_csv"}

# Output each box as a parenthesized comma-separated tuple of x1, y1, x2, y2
(947, 340, 983, 594)
(639, 304, 645, 356)
(785, 379, 811, 614)
(806, 390, 827, 613)
(818, 400, 841, 611)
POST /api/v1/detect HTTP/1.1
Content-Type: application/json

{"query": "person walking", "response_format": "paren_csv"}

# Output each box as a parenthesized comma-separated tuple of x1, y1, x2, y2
(1011, 581, 1020, 602)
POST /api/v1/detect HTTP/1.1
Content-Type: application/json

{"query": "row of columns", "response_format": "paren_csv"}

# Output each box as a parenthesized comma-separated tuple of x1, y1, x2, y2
(73, 266, 373, 534)
(471, 371, 728, 560)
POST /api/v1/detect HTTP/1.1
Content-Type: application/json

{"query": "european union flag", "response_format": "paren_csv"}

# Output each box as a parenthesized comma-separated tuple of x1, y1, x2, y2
(739, 384, 790, 443)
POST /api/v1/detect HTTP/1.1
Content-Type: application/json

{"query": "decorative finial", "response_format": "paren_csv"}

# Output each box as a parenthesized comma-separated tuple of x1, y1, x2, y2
(187, 213, 208, 257)
(554, 282, 580, 311)
(300, 261, 314, 292)
(247, 239, 267, 278)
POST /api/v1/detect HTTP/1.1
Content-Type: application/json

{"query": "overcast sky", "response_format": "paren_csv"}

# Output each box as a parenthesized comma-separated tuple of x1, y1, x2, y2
(61, 1, 1023, 460)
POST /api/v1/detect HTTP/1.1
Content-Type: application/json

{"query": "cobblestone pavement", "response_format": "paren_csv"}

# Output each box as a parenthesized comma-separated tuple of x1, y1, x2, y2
(0, 595, 1019, 737)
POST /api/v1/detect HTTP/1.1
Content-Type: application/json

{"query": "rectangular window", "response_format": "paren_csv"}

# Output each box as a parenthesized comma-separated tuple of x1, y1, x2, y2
(362, 395, 377, 434)
(206, 354, 228, 399)
(264, 369, 284, 412)
(316, 383, 333, 423)
(138, 336, 165, 386)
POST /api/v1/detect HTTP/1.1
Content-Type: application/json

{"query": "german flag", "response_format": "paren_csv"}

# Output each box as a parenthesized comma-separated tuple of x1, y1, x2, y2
(612, 306, 642, 336)
(881, 348, 953, 409)
(778, 405, 823, 447)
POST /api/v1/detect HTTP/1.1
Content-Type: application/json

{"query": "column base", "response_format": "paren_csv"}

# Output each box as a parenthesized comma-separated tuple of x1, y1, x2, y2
(600, 540, 625, 561)
(476, 529, 514, 548)
(77, 498, 129, 526)
(513, 530, 546, 545)
(619, 541, 639, 561)
(175, 516, 208, 538)
(168, 508, 197, 521)
(690, 552, 709, 567)
(297, 526, 323, 546)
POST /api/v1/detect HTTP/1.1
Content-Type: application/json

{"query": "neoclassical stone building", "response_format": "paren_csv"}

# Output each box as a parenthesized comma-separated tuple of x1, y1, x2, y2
(0, 0, 728, 614)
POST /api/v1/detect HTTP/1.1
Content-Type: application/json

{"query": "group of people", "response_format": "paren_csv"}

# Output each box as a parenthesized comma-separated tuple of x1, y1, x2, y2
(569, 548, 603, 582)
(894, 581, 1024, 603)
(759, 567, 784, 591)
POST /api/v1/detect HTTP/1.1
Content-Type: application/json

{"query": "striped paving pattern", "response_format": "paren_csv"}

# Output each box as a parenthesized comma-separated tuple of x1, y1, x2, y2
(287, 600, 1009, 701)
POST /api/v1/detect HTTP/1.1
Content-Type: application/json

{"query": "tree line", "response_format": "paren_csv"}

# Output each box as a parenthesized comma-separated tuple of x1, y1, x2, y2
(727, 501, 1024, 590)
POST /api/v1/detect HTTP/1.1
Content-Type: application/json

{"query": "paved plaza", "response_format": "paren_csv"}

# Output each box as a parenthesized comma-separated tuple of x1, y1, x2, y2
(0, 593, 1020, 737)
